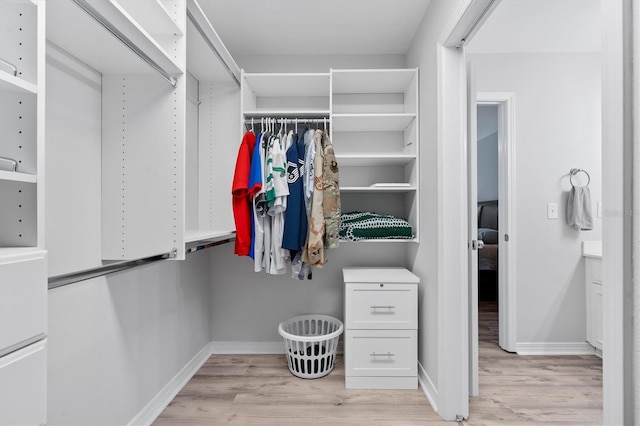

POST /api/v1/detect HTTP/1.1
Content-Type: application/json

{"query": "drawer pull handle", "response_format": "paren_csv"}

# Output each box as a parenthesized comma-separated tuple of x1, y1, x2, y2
(370, 352, 395, 357)
(370, 305, 395, 310)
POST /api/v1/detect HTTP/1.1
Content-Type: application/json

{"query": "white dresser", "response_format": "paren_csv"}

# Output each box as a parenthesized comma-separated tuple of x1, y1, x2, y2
(343, 267, 419, 389)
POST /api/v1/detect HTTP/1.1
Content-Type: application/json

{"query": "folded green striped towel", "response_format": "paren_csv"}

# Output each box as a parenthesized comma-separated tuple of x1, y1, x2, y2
(339, 212, 414, 241)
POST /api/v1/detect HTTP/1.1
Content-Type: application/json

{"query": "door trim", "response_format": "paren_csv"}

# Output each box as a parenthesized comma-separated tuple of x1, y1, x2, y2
(477, 92, 516, 352)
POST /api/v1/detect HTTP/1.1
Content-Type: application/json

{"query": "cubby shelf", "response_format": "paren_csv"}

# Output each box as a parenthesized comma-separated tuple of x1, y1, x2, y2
(0, 170, 37, 184)
(0, 71, 37, 94)
(335, 153, 416, 167)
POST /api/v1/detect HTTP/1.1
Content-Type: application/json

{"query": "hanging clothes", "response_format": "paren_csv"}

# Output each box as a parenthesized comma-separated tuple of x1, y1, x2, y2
(282, 130, 307, 258)
(305, 129, 327, 267)
(231, 131, 256, 256)
(266, 132, 289, 275)
(321, 131, 341, 249)
(232, 119, 339, 277)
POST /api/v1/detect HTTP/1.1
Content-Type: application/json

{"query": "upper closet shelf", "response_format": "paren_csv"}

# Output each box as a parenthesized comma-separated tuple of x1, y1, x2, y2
(0, 247, 46, 264)
(243, 110, 330, 119)
(332, 69, 417, 94)
(340, 186, 416, 193)
(243, 73, 330, 97)
(0, 171, 37, 184)
(332, 113, 416, 132)
(116, 0, 183, 36)
(47, 0, 183, 79)
(336, 153, 416, 167)
(0, 71, 37, 94)
(184, 229, 235, 244)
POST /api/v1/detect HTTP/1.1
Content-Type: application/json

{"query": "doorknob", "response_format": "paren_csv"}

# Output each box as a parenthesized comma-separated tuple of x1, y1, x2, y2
(471, 240, 485, 250)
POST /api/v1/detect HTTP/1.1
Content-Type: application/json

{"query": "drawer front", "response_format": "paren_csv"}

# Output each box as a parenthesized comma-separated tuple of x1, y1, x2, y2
(345, 329, 417, 377)
(345, 283, 417, 329)
(0, 255, 47, 354)
(0, 339, 47, 426)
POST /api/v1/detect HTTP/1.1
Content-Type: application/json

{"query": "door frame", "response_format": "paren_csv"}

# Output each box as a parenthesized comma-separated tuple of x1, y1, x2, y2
(438, 0, 630, 422)
(476, 93, 516, 353)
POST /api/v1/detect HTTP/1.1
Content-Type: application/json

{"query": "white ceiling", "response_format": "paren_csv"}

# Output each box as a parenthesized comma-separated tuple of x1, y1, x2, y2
(468, 0, 601, 54)
(197, 0, 432, 56)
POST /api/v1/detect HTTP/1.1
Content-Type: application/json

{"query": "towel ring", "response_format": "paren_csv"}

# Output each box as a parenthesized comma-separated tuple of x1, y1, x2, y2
(569, 168, 590, 186)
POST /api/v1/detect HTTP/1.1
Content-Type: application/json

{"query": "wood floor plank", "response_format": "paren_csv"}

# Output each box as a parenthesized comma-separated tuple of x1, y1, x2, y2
(154, 300, 602, 425)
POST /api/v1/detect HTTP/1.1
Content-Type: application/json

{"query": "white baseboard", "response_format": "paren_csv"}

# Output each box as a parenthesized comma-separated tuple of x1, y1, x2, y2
(516, 341, 596, 356)
(417, 361, 438, 413)
(128, 342, 214, 426)
(210, 340, 284, 354)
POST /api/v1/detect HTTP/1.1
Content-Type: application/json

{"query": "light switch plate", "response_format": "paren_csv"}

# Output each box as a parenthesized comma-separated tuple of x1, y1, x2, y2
(547, 203, 558, 219)
(597, 202, 602, 218)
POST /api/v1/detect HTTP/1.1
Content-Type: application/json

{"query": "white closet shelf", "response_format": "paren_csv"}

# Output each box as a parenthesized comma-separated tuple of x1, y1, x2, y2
(332, 113, 416, 132)
(185, 229, 235, 244)
(243, 110, 330, 119)
(0, 247, 46, 263)
(243, 73, 330, 97)
(340, 186, 416, 193)
(0, 71, 37, 94)
(47, 0, 183, 77)
(332, 69, 417, 94)
(117, 0, 184, 36)
(339, 238, 418, 243)
(0, 170, 37, 184)
(336, 153, 416, 167)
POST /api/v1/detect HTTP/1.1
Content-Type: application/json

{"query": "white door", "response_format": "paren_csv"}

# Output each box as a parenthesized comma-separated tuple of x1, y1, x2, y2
(467, 62, 479, 397)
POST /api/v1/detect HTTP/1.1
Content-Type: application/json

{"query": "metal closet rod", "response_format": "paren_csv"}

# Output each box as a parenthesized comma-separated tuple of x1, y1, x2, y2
(72, 0, 177, 87)
(244, 118, 330, 124)
(48, 249, 177, 290)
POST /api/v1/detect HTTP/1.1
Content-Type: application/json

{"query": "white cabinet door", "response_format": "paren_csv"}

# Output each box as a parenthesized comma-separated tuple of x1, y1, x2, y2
(591, 282, 603, 351)
(0, 339, 46, 426)
(0, 252, 46, 355)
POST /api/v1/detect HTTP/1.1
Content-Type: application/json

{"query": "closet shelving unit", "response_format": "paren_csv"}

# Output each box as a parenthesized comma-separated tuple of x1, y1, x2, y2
(0, 1, 47, 424)
(46, 0, 187, 263)
(330, 68, 419, 242)
(183, 0, 240, 247)
(0, 0, 43, 254)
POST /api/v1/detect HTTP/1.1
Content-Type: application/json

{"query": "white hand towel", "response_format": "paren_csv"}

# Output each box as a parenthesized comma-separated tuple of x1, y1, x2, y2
(566, 186, 593, 231)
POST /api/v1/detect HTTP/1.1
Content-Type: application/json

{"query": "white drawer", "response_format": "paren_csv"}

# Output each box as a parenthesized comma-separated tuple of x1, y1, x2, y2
(0, 253, 47, 355)
(345, 282, 417, 329)
(0, 339, 47, 426)
(345, 329, 417, 377)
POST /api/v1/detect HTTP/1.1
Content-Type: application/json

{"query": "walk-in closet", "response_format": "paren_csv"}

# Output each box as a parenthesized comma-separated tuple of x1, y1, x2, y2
(0, 0, 633, 424)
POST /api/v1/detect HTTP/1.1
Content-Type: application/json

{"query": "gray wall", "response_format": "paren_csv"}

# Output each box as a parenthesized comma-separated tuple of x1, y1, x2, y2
(470, 52, 602, 344)
(406, 0, 465, 395)
(48, 252, 212, 425)
(207, 53, 411, 344)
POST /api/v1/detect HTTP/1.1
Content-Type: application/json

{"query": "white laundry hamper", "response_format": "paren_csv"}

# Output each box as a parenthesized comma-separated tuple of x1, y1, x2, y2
(278, 314, 343, 379)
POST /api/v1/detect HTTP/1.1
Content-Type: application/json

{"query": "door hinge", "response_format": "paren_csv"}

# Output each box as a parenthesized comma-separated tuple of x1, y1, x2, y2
(505, 234, 510, 242)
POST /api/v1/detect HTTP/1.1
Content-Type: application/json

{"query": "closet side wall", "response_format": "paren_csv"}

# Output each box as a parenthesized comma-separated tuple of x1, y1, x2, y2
(47, 251, 211, 426)
(406, 0, 466, 399)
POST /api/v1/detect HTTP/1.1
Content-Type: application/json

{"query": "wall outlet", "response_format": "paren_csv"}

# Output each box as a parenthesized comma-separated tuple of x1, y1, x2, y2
(597, 202, 602, 218)
(547, 203, 558, 219)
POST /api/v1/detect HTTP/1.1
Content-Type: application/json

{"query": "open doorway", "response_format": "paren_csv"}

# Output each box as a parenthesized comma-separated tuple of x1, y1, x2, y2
(466, 0, 604, 422)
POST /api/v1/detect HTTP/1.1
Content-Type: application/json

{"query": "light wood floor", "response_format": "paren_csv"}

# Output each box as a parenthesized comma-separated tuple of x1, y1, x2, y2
(467, 301, 602, 425)
(154, 301, 602, 425)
